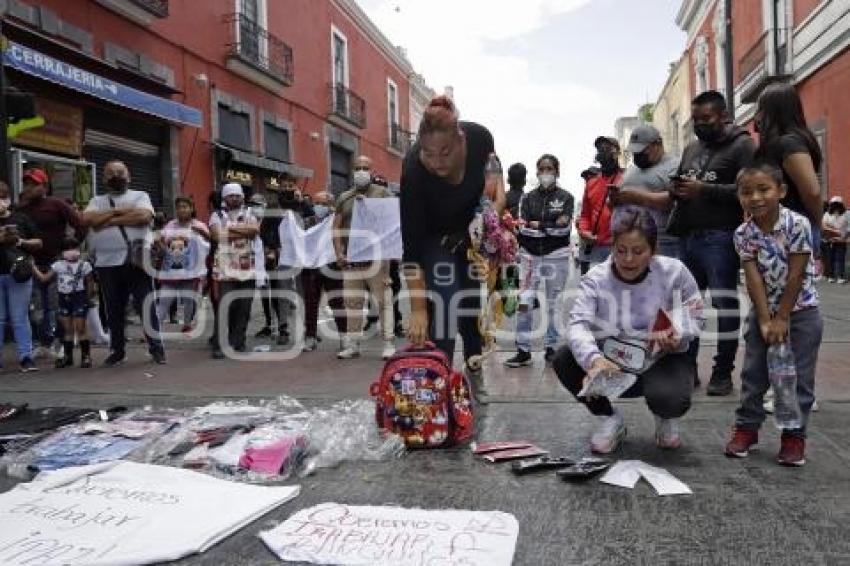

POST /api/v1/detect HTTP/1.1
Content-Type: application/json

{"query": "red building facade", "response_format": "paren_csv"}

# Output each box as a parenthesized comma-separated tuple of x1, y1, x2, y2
(677, 0, 850, 201)
(3, 0, 423, 218)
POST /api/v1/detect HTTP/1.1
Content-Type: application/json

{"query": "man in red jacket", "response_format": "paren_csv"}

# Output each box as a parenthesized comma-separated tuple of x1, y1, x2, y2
(577, 137, 624, 274)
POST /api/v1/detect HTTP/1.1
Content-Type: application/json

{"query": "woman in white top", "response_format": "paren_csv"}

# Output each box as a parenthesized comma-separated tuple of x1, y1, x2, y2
(821, 196, 848, 283)
(552, 207, 704, 454)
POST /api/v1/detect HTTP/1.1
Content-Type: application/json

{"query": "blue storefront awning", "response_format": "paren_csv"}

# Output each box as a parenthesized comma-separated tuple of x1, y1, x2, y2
(3, 41, 203, 128)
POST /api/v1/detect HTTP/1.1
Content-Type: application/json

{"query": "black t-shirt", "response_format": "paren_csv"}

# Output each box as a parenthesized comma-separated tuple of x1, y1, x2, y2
(757, 131, 821, 218)
(0, 213, 37, 275)
(400, 121, 495, 265)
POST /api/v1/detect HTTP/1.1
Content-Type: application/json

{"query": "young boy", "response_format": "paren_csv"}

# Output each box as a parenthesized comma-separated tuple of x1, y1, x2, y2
(725, 163, 822, 466)
(33, 237, 95, 368)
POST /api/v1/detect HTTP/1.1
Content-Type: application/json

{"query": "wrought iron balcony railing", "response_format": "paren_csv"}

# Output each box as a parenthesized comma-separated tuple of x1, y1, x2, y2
(329, 83, 366, 129)
(227, 13, 294, 86)
(389, 122, 414, 153)
(130, 0, 169, 17)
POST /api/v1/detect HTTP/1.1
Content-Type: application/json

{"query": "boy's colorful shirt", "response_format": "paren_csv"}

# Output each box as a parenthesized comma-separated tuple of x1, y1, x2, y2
(734, 206, 819, 314)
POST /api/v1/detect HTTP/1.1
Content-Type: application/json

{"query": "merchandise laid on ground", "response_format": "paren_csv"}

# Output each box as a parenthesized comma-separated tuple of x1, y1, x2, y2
(0, 397, 703, 565)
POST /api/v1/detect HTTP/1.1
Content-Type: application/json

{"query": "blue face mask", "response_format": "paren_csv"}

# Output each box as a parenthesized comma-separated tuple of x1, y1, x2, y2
(313, 205, 331, 219)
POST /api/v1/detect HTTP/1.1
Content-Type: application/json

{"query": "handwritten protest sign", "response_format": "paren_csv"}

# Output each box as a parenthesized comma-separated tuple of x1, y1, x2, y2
(259, 503, 518, 565)
(278, 211, 337, 268)
(0, 461, 300, 565)
(346, 198, 403, 263)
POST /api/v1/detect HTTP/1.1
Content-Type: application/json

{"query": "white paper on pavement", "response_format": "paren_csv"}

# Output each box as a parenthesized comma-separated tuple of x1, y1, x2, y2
(0, 460, 300, 565)
(346, 198, 402, 263)
(600, 460, 692, 496)
(278, 211, 336, 268)
(259, 502, 519, 566)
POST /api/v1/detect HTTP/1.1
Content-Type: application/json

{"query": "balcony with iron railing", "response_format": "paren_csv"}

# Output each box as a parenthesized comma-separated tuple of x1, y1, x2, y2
(95, 0, 169, 24)
(130, 0, 168, 17)
(329, 83, 367, 129)
(226, 13, 294, 88)
(738, 29, 791, 103)
(389, 122, 415, 154)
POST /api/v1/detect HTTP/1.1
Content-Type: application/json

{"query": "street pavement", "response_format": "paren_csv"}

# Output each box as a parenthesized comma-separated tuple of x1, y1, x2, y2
(1, 278, 849, 565)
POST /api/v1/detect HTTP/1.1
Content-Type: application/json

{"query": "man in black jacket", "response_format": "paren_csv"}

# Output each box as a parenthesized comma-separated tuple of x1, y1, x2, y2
(672, 90, 756, 395)
(505, 154, 575, 367)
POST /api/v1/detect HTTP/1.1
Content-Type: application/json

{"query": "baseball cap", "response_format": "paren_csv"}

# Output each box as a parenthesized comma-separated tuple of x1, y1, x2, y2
(593, 136, 620, 151)
(23, 168, 48, 185)
(221, 183, 244, 199)
(626, 125, 662, 154)
(829, 196, 844, 205)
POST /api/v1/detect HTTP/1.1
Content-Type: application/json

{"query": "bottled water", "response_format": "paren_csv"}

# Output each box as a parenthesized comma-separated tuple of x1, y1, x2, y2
(766, 343, 802, 429)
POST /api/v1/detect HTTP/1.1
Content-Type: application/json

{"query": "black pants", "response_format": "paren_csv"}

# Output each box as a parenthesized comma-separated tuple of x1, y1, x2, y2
(260, 274, 288, 331)
(214, 279, 255, 350)
(552, 347, 693, 419)
(420, 238, 482, 364)
(97, 264, 163, 355)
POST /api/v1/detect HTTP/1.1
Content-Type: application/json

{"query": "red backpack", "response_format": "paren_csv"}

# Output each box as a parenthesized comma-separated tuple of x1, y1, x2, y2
(370, 342, 474, 448)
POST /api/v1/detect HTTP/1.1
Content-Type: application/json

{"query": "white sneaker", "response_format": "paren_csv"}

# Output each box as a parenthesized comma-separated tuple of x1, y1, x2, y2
(654, 415, 682, 449)
(590, 411, 626, 454)
(302, 337, 318, 352)
(839, 279, 848, 285)
(812, 399, 820, 412)
(381, 339, 396, 360)
(336, 337, 360, 359)
(828, 278, 836, 283)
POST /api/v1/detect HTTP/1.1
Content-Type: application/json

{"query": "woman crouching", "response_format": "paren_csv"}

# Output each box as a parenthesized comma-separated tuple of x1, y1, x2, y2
(553, 207, 704, 453)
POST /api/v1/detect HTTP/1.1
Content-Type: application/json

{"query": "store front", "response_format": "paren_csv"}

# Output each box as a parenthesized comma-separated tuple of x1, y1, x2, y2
(213, 144, 313, 205)
(2, 39, 202, 209)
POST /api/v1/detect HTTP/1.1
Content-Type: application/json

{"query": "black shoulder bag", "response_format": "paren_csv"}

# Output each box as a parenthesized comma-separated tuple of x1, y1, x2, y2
(109, 197, 148, 270)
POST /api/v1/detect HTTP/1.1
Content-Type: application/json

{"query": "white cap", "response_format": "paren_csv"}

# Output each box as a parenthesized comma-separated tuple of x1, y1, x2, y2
(221, 183, 244, 199)
(829, 196, 843, 204)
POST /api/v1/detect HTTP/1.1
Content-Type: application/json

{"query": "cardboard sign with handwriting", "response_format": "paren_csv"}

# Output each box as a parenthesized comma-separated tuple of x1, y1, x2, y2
(0, 461, 299, 565)
(260, 502, 518, 565)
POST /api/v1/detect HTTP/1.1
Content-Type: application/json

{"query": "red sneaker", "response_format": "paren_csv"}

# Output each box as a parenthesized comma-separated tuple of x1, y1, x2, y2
(724, 427, 758, 458)
(777, 434, 806, 467)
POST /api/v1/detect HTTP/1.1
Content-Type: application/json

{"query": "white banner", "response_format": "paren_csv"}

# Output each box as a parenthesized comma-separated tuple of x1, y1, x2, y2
(0, 461, 300, 565)
(259, 502, 518, 566)
(278, 211, 337, 269)
(347, 198, 402, 263)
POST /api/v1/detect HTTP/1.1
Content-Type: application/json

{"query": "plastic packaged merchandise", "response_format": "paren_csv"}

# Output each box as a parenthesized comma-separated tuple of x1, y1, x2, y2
(578, 368, 638, 400)
(767, 343, 803, 430)
(300, 399, 405, 476)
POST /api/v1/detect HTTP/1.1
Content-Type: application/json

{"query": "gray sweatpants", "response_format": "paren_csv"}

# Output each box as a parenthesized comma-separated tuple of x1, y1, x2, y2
(735, 307, 822, 437)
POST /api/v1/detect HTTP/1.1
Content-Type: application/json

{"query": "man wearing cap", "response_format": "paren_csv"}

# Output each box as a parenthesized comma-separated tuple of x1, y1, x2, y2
(208, 182, 261, 359)
(18, 168, 84, 358)
(576, 137, 624, 274)
(83, 160, 165, 366)
(609, 124, 681, 258)
(333, 155, 396, 360)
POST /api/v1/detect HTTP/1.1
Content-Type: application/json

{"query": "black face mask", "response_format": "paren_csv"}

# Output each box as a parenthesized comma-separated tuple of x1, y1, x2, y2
(596, 152, 619, 174)
(694, 123, 722, 144)
(278, 191, 299, 209)
(106, 177, 128, 193)
(633, 151, 653, 170)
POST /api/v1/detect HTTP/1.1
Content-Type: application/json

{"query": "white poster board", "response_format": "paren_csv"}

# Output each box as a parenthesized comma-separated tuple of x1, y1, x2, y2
(259, 502, 518, 566)
(278, 211, 337, 269)
(0, 461, 300, 565)
(346, 198, 402, 263)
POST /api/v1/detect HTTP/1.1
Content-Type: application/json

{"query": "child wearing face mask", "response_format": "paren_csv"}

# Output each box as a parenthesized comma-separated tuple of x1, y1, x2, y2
(33, 237, 95, 368)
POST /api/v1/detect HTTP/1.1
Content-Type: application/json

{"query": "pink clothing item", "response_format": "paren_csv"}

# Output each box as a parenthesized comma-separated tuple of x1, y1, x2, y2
(238, 434, 307, 476)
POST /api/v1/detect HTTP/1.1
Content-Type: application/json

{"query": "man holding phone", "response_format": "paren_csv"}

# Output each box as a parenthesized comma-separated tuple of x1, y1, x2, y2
(608, 125, 681, 258)
(669, 91, 756, 396)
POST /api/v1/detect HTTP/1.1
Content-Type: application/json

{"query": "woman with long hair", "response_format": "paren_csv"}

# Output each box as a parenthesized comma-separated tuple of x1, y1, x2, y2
(754, 83, 824, 240)
(400, 96, 505, 401)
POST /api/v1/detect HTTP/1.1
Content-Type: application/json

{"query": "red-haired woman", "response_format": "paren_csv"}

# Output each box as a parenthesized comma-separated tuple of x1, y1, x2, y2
(400, 96, 505, 401)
